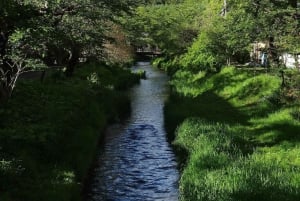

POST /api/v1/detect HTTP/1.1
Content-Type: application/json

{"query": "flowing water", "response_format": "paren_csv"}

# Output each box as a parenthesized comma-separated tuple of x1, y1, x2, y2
(87, 61, 179, 201)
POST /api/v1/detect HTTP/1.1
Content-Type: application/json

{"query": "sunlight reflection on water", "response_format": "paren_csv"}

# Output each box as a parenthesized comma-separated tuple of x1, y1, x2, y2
(87, 62, 179, 201)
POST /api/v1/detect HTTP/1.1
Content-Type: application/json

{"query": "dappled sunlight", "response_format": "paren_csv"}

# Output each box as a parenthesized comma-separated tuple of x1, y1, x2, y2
(174, 118, 300, 201)
(246, 109, 300, 145)
(52, 170, 76, 185)
(164, 90, 249, 138)
(170, 67, 282, 114)
(165, 64, 300, 201)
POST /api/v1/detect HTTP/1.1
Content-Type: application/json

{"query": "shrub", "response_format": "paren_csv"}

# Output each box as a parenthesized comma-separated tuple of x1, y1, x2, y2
(0, 62, 139, 201)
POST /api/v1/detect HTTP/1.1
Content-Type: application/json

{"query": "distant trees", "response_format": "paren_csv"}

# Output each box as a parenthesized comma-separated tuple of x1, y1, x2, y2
(0, 0, 141, 102)
(179, 0, 300, 71)
(127, 0, 299, 72)
(124, 0, 203, 55)
(1, 0, 298, 101)
(226, 0, 300, 61)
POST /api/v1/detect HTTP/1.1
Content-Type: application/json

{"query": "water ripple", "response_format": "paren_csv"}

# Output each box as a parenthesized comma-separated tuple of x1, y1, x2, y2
(87, 62, 179, 201)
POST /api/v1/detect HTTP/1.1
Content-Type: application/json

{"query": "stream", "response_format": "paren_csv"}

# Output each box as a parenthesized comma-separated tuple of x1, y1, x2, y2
(86, 61, 179, 201)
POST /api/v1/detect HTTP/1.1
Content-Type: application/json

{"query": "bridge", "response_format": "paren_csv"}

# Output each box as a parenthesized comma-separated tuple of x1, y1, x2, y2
(135, 46, 162, 59)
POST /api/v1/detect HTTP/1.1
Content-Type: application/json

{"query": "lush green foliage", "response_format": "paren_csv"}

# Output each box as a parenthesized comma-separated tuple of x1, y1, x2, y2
(0, 63, 140, 201)
(0, 0, 142, 101)
(165, 67, 300, 201)
(146, 0, 299, 72)
(124, 0, 203, 55)
(1, 0, 299, 200)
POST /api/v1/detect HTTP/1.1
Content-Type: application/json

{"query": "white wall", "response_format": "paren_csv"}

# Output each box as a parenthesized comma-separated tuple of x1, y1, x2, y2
(280, 53, 300, 69)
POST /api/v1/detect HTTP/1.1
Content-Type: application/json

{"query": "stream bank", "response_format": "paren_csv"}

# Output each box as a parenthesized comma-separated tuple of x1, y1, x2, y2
(0, 63, 140, 201)
(164, 66, 300, 201)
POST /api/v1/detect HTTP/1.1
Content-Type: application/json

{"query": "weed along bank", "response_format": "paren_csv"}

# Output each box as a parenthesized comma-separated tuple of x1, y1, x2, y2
(0, 63, 141, 201)
(164, 66, 300, 201)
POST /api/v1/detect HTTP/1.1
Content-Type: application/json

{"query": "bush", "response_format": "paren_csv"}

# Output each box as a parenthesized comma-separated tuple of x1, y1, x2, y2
(0, 62, 139, 201)
(179, 31, 226, 72)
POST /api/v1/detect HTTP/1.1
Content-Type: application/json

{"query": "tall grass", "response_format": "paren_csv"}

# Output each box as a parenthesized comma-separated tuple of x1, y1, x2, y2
(176, 118, 300, 201)
(165, 66, 300, 201)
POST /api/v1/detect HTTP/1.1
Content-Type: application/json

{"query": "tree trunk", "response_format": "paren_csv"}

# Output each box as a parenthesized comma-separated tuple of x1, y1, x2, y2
(65, 48, 79, 77)
(268, 36, 278, 64)
(280, 70, 286, 87)
(227, 57, 231, 66)
(0, 85, 10, 103)
(288, 0, 297, 8)
(294, 54, 299, 71)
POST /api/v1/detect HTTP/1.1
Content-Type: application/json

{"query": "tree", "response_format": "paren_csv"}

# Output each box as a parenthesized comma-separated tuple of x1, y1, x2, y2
(180, 0, 300, 71)
(179, 0, 227, 71)
(20, 0, 140, 75)
(0, 0, 142, 101)
(124, 0, 204, 56)
(225, 0, 300, 65)
(0, 0, 41, 101)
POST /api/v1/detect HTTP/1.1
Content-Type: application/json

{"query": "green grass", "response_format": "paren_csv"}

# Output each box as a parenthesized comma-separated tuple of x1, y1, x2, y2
(0, 63, 139, 201)
(165, 67, 300, 201)
(175, 119, 300, 201)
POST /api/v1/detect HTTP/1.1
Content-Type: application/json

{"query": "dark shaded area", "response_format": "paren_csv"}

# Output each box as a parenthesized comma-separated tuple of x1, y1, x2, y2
(252, 122, 300, 146)
(0, 63, 140, 201)
(232, 185, 300, 201)
(164, 90, 249, 141)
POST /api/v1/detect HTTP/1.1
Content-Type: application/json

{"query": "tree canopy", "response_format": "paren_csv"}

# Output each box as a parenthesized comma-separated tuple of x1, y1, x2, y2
(1, 0, 299, 101)
(124, 0, 299, 71)
(0, 0, 141, 101)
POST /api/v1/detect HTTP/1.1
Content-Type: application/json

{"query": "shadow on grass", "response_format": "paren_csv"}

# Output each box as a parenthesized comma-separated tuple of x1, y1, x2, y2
(164, 90, 249, 141)
(251, 122, 300, 146)
(232, 186, 300, 201)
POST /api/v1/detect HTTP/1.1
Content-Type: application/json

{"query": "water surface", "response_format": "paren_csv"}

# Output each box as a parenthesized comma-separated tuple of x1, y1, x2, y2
(87, 61, 179, 201)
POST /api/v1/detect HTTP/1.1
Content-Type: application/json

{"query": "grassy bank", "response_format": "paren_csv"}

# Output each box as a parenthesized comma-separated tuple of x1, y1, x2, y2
(0, 63, 140, 201)
(165, 67, 300, 201)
